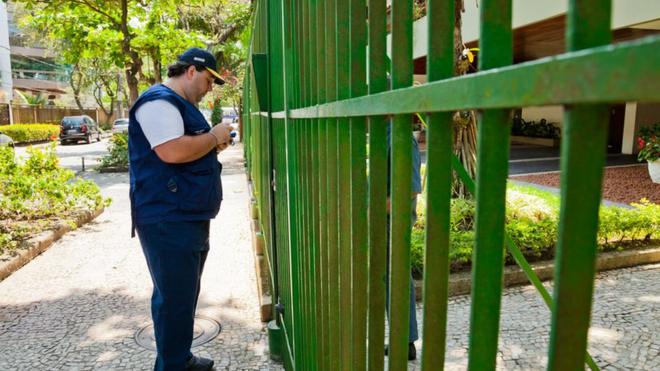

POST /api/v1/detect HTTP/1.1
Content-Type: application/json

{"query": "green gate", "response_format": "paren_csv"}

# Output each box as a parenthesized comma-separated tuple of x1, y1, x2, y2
(242, 0, 660, 370)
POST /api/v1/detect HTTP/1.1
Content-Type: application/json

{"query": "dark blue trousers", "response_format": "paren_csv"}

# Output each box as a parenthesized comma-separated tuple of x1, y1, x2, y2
(136, 220, 210, 371)
(385, 198, 420, 343)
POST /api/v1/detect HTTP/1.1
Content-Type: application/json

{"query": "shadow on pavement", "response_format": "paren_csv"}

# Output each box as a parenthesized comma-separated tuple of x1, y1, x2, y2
(0, 288, 271, 370)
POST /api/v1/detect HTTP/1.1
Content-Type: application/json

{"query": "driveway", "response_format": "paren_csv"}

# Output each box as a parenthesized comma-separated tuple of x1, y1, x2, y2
(418, 143, 640, 175)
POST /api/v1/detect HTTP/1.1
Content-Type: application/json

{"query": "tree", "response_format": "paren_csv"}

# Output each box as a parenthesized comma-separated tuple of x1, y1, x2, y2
(17, 0, 205, 104)
(179, 1, 252, 131)
(394, 1, 479, 197)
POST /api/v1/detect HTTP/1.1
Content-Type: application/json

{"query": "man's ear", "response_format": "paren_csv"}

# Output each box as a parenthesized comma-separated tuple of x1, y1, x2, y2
(186, 65, 196, 80)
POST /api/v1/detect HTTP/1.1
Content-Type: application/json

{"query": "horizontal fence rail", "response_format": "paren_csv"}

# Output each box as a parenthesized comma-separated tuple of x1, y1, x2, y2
(243, 0, 660, 370)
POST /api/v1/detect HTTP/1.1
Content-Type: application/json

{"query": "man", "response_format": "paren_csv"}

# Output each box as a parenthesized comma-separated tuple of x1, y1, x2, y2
(384, 122, 421, 361)
(129, 48, 233, 371)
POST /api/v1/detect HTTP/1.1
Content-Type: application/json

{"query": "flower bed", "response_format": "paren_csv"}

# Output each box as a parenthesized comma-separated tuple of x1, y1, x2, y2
(0, 143, 111, 252)
(410, 183, 659, 275)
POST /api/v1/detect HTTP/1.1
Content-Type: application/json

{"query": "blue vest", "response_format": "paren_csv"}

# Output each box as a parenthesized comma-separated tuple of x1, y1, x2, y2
(129, 84, 222, 227)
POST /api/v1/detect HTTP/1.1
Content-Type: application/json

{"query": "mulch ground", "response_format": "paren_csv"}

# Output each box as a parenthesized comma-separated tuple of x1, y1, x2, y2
(512, 164, 660, 204)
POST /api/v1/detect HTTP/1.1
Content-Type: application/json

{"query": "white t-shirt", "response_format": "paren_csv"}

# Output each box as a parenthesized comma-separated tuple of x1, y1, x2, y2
(135, 100, 185, 149)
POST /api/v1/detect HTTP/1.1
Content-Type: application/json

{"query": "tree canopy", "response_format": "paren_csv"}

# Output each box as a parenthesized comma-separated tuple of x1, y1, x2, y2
(16, 0, 251, 107)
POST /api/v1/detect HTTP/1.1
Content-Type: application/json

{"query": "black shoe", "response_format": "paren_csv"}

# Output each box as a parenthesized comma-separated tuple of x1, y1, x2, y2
(384, 342, 417, 361)
(184, 355, 215, 371)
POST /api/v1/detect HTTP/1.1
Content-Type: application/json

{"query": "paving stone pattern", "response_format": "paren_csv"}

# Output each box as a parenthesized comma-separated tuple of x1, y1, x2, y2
(0, 145, 283, 371)
(405, 263, 660, 370)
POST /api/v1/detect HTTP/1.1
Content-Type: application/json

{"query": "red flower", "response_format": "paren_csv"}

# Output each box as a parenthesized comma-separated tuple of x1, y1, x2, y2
(637, 137, 645, 149)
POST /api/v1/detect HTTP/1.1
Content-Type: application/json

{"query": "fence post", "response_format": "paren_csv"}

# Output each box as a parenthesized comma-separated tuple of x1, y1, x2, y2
(7, 102, 13, 124)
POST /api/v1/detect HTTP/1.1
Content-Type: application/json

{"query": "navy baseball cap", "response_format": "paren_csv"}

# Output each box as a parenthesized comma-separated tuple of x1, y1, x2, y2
(178, 48, 225, 85)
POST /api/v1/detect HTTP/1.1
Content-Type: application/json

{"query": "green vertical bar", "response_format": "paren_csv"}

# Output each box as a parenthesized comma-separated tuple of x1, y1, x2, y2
(300, 1, 313, 368)
(294, 3, 305, 368)
(349, 0, 368, 369)
(421, 0, 454, 369)
(308, 1, 323, 370)
(267, 0, 287, 320)
(548, 1, 611, 370)
(290, 0, 307, 369)
(283, 0, 303, 367)
(336, 0, 353, 368)
(315, 0, 329, 369)
(467, 1, 512, 370)
(325, 0, 340, 368)
(388, 0, 413, 370)
(366, 0, 387, 369)
(278, 1, 292, 364)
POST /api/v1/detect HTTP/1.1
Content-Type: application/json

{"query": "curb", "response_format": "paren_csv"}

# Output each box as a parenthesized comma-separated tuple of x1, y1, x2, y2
(0, 207, 105, 282)
(414, 246, 660, 300)
(247, 180, 274, 323)
(98, 166, 129, 173)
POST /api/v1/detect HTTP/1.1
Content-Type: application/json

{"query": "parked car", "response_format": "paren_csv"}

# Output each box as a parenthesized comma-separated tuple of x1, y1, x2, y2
(0, 132, 14, 147)
(113, 118, 129, 134)
(60, 115, 101, 144)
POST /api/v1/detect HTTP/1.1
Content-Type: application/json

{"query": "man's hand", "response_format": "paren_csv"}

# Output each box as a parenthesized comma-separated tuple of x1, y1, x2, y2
(210, 124, 232, 149)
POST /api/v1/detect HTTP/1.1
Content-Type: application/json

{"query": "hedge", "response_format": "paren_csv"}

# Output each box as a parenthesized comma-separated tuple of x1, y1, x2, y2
(0, 124, 60, 144)
(410, 183, 659, 275)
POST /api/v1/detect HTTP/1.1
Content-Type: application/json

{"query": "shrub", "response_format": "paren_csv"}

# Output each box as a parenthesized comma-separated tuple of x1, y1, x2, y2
(0, 143, 110, 252)
(99, 133, 128, 170)
(100, 122, 113, 131)
(512, 117, 560, 139)
(0, 124, 60, 143)
(598, 199, 659, 244)
(410, 184, 658, 274)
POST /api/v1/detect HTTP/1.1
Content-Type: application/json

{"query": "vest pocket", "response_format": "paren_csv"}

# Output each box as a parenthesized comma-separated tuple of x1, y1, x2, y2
(176, 166, 221, 213)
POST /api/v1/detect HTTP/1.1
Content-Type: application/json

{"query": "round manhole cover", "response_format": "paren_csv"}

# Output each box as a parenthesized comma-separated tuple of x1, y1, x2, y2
(135, 315, 221, 350)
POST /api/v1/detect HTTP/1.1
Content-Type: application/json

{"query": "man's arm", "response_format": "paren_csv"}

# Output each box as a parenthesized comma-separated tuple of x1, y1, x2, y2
(154, 124, 232, 164)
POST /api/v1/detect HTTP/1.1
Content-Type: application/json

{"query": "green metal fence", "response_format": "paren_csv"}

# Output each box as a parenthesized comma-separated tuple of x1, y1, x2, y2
(242, 0, 660, 370)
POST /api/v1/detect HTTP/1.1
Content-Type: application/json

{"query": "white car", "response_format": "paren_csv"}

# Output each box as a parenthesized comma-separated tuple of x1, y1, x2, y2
(0, 132, 14, 147)
(113, 118, 129, 134)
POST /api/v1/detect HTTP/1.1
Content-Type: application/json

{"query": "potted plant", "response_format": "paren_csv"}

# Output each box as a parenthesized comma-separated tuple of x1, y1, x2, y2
(636, 123, 660, 183)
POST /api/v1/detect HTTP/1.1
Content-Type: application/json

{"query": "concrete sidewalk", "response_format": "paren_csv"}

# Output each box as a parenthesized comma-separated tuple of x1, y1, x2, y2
(0, 144, 282, 370)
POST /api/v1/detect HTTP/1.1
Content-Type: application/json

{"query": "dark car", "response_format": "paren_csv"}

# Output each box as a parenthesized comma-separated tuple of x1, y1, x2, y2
(60, 115, 101, 144)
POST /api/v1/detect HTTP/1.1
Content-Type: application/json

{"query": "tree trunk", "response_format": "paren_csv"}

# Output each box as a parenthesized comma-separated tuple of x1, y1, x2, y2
(69, 63, 85, 110)
(452, 0, 478, 197)
(92, 86, 115, 124)
(152, 47, 162, 84)
(120, 0, 142, 104)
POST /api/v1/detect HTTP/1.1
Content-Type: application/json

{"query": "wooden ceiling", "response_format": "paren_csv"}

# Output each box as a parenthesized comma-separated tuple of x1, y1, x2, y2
(413, 14, 660, 73)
